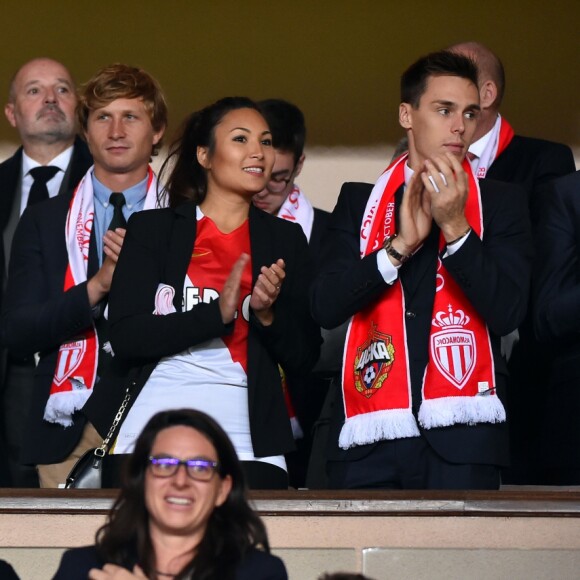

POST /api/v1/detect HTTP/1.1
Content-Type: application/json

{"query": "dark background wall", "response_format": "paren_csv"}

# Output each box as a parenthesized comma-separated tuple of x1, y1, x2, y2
(1, 0, 578, 148)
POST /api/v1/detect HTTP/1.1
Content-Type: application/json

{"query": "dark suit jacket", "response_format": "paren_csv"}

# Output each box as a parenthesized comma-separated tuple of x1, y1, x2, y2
(52, 545, 288, 580)
(310, 207, 331, 261)
(0, 137, 92, 306)
(0, 139, 92, 469)
(83, 202, 321, 458)
(485, 134, 575, 225)
(485, 133, 575, 482)
(0, 188, 102, 464)
(311, 179, 532, 467)
(534, 170, 580, 470)
(286, 207, 331, 430)
(0, 560, 19, 580)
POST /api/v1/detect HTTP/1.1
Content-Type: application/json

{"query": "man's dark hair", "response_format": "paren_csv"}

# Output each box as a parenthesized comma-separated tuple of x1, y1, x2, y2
(258, 99, 306, 164)
(401, 50, 479, 108)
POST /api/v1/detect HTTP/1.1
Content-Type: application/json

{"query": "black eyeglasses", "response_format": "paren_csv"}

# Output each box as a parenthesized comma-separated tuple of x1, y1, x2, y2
(266, 175, 292, 194)
(148, 456, 219, 481)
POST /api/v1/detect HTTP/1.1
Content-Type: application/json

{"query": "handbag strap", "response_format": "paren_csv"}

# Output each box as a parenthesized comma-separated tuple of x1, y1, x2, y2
(94, 386, 132, 457)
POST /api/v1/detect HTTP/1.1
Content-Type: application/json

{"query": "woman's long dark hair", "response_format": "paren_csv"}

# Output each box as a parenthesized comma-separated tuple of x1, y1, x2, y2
(159, 97, 261, 209)
(95, 409, 270, 580)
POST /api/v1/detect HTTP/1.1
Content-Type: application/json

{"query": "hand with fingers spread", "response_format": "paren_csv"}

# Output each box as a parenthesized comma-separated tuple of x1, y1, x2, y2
(395, 170, 433, 258)
(421, 153, 470, 242)
(250, 258, 286, 326)
(87, 227, 127, 307)
(219, 253, 250, 324)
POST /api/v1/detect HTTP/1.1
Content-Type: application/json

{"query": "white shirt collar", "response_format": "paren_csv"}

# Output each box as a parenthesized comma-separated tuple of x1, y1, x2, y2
(22, 145, 74, 176)
(468, 114, 501, 159)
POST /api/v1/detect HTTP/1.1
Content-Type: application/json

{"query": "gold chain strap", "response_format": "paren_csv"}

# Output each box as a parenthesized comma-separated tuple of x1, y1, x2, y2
(94, 387, 132, 458)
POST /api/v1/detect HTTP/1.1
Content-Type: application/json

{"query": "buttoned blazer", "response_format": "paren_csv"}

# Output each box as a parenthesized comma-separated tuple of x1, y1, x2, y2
(82, 202, 321, 459)
(311, 178, 532, 466)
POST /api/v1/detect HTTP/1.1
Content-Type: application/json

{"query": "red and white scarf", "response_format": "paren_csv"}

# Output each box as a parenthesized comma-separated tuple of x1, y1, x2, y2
(469, 115, 514, 179)
(43, 167, 160, 427)
(339, 154, 505, 449)
(277, 185, 314, 241)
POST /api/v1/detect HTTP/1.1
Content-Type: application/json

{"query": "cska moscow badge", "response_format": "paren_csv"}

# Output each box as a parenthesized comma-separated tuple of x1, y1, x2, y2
(353, 323, 395, 398)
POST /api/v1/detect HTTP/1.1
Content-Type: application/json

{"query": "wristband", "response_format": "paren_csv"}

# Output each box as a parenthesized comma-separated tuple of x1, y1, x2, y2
(446, 227, 472, 246)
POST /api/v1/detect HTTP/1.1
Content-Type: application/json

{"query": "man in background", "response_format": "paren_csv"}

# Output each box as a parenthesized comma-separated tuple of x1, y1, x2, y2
(0, 58, 92, 486)
(253, 99, 331, 487)
(450, 42, 576, 484)
(253, 98, 329, 256)
(1, 64, 166, 487)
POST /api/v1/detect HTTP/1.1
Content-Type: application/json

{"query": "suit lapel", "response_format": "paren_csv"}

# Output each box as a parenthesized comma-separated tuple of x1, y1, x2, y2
(247, 205, 275, 411)
(248, 204, 274, 285)
(58, 138, 93, 197)
(0, 148, 23, 230)
(166, 203, 198, 310)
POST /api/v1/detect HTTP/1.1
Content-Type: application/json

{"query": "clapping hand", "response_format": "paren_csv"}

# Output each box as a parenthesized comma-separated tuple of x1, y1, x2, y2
(250, 258, 286, 326)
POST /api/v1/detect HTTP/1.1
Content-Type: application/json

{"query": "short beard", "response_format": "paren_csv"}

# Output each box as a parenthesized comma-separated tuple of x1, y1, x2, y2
(26, 124, 75, 146)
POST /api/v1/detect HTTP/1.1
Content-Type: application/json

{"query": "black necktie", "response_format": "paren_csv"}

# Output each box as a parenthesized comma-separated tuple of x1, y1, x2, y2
(27, 166, 60, 206)
(107, 192, 127, 231)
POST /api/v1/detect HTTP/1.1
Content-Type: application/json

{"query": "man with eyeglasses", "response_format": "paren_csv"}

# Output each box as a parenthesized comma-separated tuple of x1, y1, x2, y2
(253, 99, 330, 259)
(252, 99, 331, 488)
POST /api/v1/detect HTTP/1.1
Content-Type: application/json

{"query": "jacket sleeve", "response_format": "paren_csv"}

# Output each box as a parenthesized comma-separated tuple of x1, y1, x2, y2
(310, 182, 394, 330)
(249, 221, 321, 375)
(51, 546, 102, 580)
(534, 176, 580, 342)
(442, 180, 533, 336)
(108, 211, 230, 362)
(1, 204, 94, 357)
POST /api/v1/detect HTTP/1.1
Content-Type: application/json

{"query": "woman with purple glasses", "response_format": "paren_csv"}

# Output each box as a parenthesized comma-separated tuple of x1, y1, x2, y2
(53, 408, 288, 579)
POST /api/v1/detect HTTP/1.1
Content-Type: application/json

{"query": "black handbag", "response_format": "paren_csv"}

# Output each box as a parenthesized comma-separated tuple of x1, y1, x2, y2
(65, 387, 132, 489)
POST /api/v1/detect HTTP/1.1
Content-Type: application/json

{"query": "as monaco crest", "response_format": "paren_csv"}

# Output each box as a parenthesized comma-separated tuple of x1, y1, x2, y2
(430, 305, 476, 389)
(353, 323, 395, 398)
(53, 340, 86, 386)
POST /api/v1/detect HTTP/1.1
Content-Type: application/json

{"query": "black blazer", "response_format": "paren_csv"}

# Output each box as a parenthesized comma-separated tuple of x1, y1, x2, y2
(0, 188, 101, 464)
(310, 207, 331, 261)
(84, 202, 321, 458)
(0, 137, 92, 306)
(533, 171, 580, 468)
(0, 142, 92, 465)
(52, 545, 288, 580)
(0, 560, 19, 580)
(485, 134, 576, 225)
(311, 179, 532, 466)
